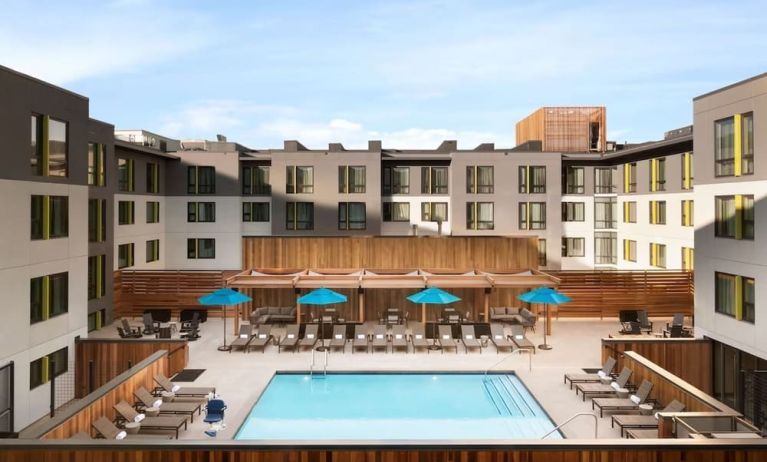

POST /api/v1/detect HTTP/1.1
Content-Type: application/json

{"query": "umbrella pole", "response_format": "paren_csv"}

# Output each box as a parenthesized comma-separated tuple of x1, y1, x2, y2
(316, 306, 328, 352)
(539, 304, 552, 350)
(218, 305, 232, 351)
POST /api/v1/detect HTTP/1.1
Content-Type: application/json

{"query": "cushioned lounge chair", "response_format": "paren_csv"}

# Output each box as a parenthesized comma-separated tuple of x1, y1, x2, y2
(391, 325, 408, 352)
(371, 325, 389, 352)
(230, 325, 255, 352)
(133, 387, 202, 423)
(509, 324, 535, 353)
(352, 325, 370, 353)
(438, 325, 458, 354)
(120, 319, 142, 338)
(592, 380, 654, 417)
(299, 324, 319, 349)
(575, 367, 632, 401)
(113, 401, 187, 439)
(246, 325, 273, 353)
(279, 324, 300, 352)
(625, 428, 660, 439)
(410, 323, 429, 353)
(489, 324, 514, 353)
(563, 356, 617, 389)
(154, 374, 215, 398)
(612, 400, 685, 437)
(329, 324, 347, 351)
(92, 416, 172, 440)
(461, 325, 482, 353)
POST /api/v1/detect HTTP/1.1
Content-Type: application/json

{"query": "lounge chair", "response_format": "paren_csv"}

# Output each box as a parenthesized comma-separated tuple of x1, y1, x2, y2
(180, 312, 200, 333)
(329, 324, 347, 351)
(120, 319, 142, 338)
(509, 324, 535, 353)
(460, 325, 482, 353)
(637, 310, 653, 333)
(279, 324, 300, 352)
(154, 373, 215, 398)
(352, 325, 370, 353)
(230, 324, 255, 352)
(563, 356, 617, 389)
(246, 325, 273, 353)
(612, 400, 685, 437)
(489, 324, 514, 353)
(619, 321, 641, 335)
(575, 367, 632, 401)
(391, 325, 409, 352)
(625, 428, 660, 439)
(133, 387, 202, 423)
(92, 416, 172, 440)
(410, 323, 429, 353)
(371, 325, 389, 353)
(438, 325, 458, 354)
(142, 313, 160, 335)
(299, 324, 319, 350)
(113, 401, 187, 439)
(592, 380, 654, 417)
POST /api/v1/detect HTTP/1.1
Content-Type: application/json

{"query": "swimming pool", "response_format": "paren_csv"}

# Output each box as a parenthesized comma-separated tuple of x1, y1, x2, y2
(235, 372, 560, 440)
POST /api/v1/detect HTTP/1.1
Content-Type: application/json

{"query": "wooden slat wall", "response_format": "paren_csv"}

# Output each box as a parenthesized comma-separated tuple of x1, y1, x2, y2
(75, 339, 188, 398)
(601, 339, 712, 393)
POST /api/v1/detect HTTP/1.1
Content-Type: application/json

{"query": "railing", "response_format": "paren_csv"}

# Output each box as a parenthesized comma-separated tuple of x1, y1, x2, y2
(541, 412, 598, 439)
(484, 349, 532, 378)
(310, 348, 328, 379)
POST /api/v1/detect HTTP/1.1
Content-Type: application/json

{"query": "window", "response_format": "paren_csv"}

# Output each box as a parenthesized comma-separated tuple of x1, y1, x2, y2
(594, 168, 615, 194)
(649, 242, 666, 268)
(466, 166, 494, 194)
(466, 202, 494, 230)
(383, 202, 410, 222)
(421, 167, 448, 194)
(595, 232, 617, 265)
(561, 202, 585, 222)
(146, 162, 159, 194)
(145, 239, 160, 263)
(715, 117, 735, 176)
(338, 166, 366, 193)
(519, 202, 546, 230)
(242, 166, 270, 195)
(286, 166, 314, 194)
(649, 200, 666, 225)
(30, 115, 68, 177)
(623, 163, 637, 193)
(242, 202, 270, 222)
(565, 167, 584, 194)
(286, 202, 314, 230)
(650, 158, 666, 192)
(30, 114, 43, 175)
(681, 200, 694, 227)
(623, 240, 637, 262)
(88, 255, 105, 300)
(88, 199, 106, 242)
(88, 310, 105, 333)
(716, 195, 754, 240)
(743, 276, 755, 323)
(715, 272, 755, 323)
(561, 238, 585, 257)
(187, 202, 216, 223)
(118, 243, 134, 269)
(519, 166, 546, 193)
(682, 152, 694, 190)
(146, 201, 160, 224)
(31, 195, 68, 240)
(187, 238, 216, 259)
(594, 197, 617, 229)
(30, 347, 68, 390)
(30, 272, 69, 324)
(117, 158, 134, 192)
(118, 201, 134, 225)
(682, 247, 694, 271)
(741, 112, 754, 175)
(538, 239, 547, 267)
(338, 202, 366, 230)
(623, 201, 637, 223)
(187, 166, 216, 194)
(383, 166, 409, 194)
(88, 143, 106, 186)
(421, 202, 448, 222)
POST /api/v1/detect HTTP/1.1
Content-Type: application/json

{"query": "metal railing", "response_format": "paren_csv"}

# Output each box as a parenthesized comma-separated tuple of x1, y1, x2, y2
(541, 412, 598, 439)
(310, 348, 328, 379)
(484, 349, 532, 378)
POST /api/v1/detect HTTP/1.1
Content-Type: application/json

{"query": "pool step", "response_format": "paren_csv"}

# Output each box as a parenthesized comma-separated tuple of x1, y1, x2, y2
(483, 376, 537, 418)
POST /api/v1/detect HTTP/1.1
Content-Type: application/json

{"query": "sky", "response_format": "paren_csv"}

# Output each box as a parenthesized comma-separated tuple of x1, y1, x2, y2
(3, 0, 767, 149)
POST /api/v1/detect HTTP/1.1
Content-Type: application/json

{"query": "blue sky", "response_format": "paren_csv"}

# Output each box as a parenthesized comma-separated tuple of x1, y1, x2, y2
(3, 0, 767, 149)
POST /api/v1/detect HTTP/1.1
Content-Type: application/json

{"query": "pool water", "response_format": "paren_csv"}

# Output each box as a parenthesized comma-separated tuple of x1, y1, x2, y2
(235, 372, 560, 440)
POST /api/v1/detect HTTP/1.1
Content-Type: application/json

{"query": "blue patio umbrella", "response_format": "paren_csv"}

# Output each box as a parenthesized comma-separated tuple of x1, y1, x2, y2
(199, 288, 252, 351)
(517, 287, 571, 350)
(408, 287, 461, 349)
(298, 288, 348, 351)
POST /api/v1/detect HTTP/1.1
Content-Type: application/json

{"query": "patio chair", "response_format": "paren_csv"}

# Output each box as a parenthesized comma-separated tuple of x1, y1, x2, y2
(619, 321, 641, 335)
(112, 401, 187, 439)
(154, 373, 215, 398)
(460, 325, 482, 353)
(92, 416, 172, 440)
(637, 310, 653, 333)
(142, 313, 160, 335)
(299, 324, 319, 349)
(329, 324, 347, 351)
(204, 399, 227, 425)
(592, 380, 654, 417)
(120, 319, 142, 338)
(180, 312, 200, 333)
(371, 325, 389, 353)
(575, 367, 632, 401)
(489, 324, 514, 353)
(438, 325, 458, 354)
(133, 387, 202, 423)
(611, 400, 685, 437)
(625, 428, 660, 439)
(509, 324, 535, 354)
(352, 325, 370, 354)
(563, 356, 617, 389)
(391, 324, 409, 352)
(230, 324, 255, 352)
(410, 323, 429, 353)
(246, 325, 273, 353)
(279, 324, 300, 352)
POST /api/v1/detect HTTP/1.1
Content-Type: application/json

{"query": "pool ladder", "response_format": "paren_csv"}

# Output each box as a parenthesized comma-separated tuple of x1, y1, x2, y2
(310, 348, 328, 379)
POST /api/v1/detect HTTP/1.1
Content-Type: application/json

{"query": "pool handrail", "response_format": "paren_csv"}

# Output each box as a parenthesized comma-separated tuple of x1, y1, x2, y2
(541, 412, 598, 439)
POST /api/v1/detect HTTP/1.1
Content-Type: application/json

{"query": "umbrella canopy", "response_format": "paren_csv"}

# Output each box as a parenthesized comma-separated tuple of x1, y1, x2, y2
(517, 287, 571, 305)
(298, 287, 348, 305)
(407, 287, 461, 305)
(198, 288, 252, 306)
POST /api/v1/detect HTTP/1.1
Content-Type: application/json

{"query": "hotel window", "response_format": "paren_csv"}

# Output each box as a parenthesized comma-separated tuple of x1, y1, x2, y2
(466, 202, 494, 230)
(519, 202, 546, 230)
(118, 243, 134, 269)
(649, 242, 666, 268)
(30, 272, 68, 324)
(681, 200, 694, 227)
(338, 202, 366, 230)
(649, 200, 666, 225)
(242, 166, 270, 195)
(87, 255, 105, 300)
(338, 166, 366, 193)
(146, 239, 160, 263)
(383, 166, 409, 194)
(466, 166, 494, 193)
(286, 202, 314, 230)
(594, 168, 615, 193)
(118, 201, 134, 225)
(30, 115, 68, 177)
(146, 162, 159, 194)
(741, 112, 754, 175)
(595, 232, 617, 265)
(623, 201, 637, 223)
(715, 117, 735, 176)
(187, 202, 216, 223)
(187, 166, 216, 194)
(715, 195, 754, 240)
(565, 166, 584, 194)
(383, 202, 410, 222)
(519, 166, 546, 193)
(88, 309, 105, 332)
(187, 238, 216, 259)
(242, 202, 270, 222)
(286, 166, 314, 194)
(421, 167, 449, 194)
(88, 199, 106, 243)
(681, 152, 694, 190)
(421, 202, 448, 222)
(146, 201, 160, 224)
(561, 238, 585, 257)
(594, 197, 617, 229)
(650, 158, 666, 192)
(623, 239, 637, 262)
(682, 247, 694, 271)
(88, 143, 106, 186)
(561, 202, 585, 222)
(117, 158, 134, 192)
(31, 195, 68, 240)
(29, 347, 68, 390)
(623, 162, 637, 193)
(715, 272, 755, 323)
(538, 239, 547, 266)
